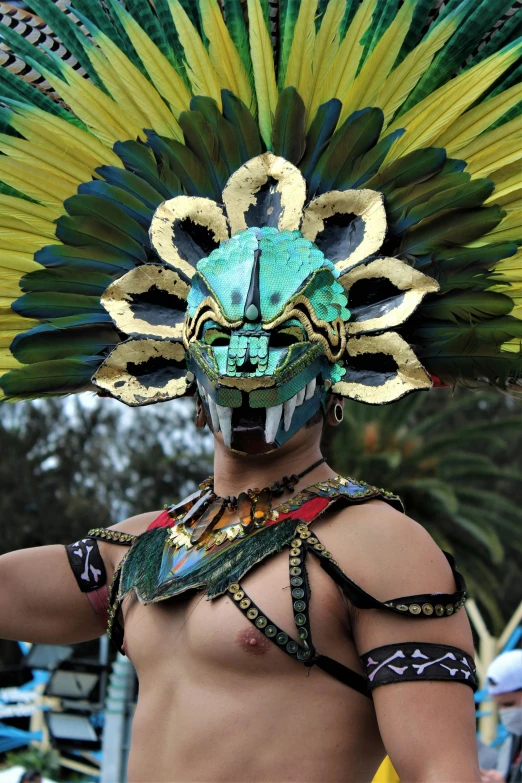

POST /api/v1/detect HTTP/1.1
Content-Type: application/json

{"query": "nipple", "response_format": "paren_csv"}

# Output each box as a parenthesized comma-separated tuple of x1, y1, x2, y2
(236, 626, 271, 655)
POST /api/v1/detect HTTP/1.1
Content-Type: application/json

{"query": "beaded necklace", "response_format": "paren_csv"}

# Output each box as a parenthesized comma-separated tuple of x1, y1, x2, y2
(169, 457, 327, 545)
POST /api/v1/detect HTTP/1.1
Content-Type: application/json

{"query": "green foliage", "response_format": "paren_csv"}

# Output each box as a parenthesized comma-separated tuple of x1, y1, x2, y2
(325, 389, 522, 632)
(0, 397, 212, 555)
(4, 748, 60, 779)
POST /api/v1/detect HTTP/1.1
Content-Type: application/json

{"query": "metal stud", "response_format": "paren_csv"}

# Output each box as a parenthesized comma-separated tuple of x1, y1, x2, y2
(294, 600, 306, 612)
(291, 577, 303, 587)
(265, 625, 277, 638)
(446, 604, 454, 615)
(298, 628, 308, 640)
(255, 616, 268, 628)
(240, 598, 251, 610)
(290, 567, 302, 576)
(297, 649, 310, 661)
(276, 632, 288, 645)
(396, 604, 408, 612)
(247, 607, 259, 620)
(290, 557, 301, 567)
(409, 604, 421, 615)
(435, 604, 445, 616)
(291, 539, 302, 548)
(292, 588, 305, 599)
(314, 543, 325, 551)
(295, 613, 306, 626)
(233, 590, 245, 601)
(228, 583, 240, 593)
(286, 641, 299, 654)
(308, 537, 318, 545)
(422, 603, 434, 615)
(290, 548, 301, 557)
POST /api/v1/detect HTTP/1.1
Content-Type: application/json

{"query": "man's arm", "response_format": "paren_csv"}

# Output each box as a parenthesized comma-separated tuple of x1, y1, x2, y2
(0, 511, 159, 646)
(319, 500, 480, 783)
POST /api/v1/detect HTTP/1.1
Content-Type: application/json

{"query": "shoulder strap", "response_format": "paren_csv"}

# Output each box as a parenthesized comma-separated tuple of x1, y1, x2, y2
(87, 528, 136, 545)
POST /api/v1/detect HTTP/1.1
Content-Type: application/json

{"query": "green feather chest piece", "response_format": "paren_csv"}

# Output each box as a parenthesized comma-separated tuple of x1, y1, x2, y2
(113, 477, 402, 612)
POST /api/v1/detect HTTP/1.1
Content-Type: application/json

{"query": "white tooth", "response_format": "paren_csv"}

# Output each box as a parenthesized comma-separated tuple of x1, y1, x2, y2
(296, 387, 306, 406)
(216, 404, 233, 448)
(265, 404, 283, 444)
(197, 380, 207, 401)
(305, 377, 316, 400)
(208, 397, 220, 432)
(283, 394, 297, 431)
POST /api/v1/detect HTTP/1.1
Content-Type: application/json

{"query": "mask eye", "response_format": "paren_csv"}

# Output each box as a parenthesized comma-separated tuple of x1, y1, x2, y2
(270, 325, 306, 348)
(203, 328, 231, 347)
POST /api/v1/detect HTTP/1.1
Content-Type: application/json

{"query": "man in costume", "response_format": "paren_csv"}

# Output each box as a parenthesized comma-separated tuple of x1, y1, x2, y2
(0, 0, 521, 780)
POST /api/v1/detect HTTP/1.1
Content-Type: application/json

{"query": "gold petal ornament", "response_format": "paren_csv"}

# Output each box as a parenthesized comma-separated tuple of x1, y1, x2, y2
(300, 190, 387, 274)
(341, 257, 439, 334)
(222, 153, 307, 235)
(93, 338, 189, 406)
(333, 332, 432, 404)
(101, 264, 190, 340)
(149, 196, 229, 279)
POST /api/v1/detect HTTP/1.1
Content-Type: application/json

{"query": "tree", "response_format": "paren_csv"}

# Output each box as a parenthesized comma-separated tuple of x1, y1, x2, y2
(325, 389, 522, 632)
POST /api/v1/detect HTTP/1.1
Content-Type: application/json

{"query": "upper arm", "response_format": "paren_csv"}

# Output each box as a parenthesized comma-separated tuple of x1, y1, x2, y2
(0, 510, 162, 646)
(316, 501, 480, 782)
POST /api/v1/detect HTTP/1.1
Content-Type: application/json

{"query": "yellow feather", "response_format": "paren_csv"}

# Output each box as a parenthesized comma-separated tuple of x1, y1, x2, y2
(168, 0, 222, 107)
(457, 117, 521, 162)
(339, 0, 416, 124)
(0, 214, 55, 239)
(0, 134, 87, 186)
(37, 64, 139, 146)
(0, 159, 75, 208)
(376, 10, 461, 127)
(199, 0, 253, 112)
(0, 332, 27, 349)
(467, 209, 522, 247)
(0, 272, 25, 299)
(385, 42, 522, 161)
(0, 312, 39, 331)
(0, 350, 22, 370)
(307, 0, 345, 125)
(284, 0, 318, 112)
(466, 137, 522, 179)
(0, 249, 42, 275)
(8, 108, 121, 168)
(247, 0, 278, 148)
(0, 226, 59, 253)
(486, 172, 521, 204)
(113, 6, 192, 117)
(85, 31, 183, 140)
(326, 0, 379, 110)
(0, 202, 57, 240)
(435, 84, 522, 154)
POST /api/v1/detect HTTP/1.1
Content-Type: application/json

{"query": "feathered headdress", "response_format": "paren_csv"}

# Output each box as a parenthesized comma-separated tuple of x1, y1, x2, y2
(0, 0, 521, 451)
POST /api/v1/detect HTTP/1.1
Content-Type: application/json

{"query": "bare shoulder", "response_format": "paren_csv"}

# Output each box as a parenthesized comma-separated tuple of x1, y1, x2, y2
(314, 499, 456, 602)
(108, 510, 164, 537)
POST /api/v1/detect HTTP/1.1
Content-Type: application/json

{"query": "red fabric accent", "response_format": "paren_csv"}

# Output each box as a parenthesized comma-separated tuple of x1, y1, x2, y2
(86, 584, 109, 628)
(267, 496, 330, 525)
(147, 509, 172, 530)
(147, 496, 330, 532)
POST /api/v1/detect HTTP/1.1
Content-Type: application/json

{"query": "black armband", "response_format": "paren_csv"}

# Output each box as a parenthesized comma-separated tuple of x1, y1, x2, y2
(65, 538, 107, 593)
(361, 642, 477, 691)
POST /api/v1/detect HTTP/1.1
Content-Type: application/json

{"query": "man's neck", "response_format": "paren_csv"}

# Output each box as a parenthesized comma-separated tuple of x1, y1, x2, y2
(212, 427, 337, 498)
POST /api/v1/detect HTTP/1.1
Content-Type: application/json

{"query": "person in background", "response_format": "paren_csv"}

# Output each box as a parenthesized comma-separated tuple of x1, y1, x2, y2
(480, 650, 522, 783)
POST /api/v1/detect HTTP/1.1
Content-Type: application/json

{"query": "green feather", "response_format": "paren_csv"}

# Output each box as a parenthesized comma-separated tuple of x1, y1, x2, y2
(0, 65, 82, 125)
(417, 290, 513, 323)
(487, 62, 522, 103)
(299, 98, 342, 181)
(178, 111, 229, 197)
(11, 323, 119, 364)
(387, 172, 470, 219)
(97, 164, 168, 208)
(0, 357, 102, 399)
(272, 87, 306, 165)
(400, 206, 505, 255)
(78, 181, 154, 227)
(390, 179, 495, 235)
(113, 141, 176, 200)
(278, 0, 300, 88)
(415, 316, 522, 347)
(25, 0, 103, 87)
(360, 0, 399, 70)
(400, 0, 516, 114)
(35, 244, 135, 276)
(56, 216, 148, 263)
(434, 242, 518, 272)
(190, 96, 242, 175)
(310, 108, 384, 196)
(221, 90, 263, 161)
(467, 8, 522, 68)
(365, 147, 446, 192)
(395, 0, 436, 65)
(339, 0, 362, 39)
(19, 267, 115, 297)
(344, 129, 405, 188)
(146, 130, 216, 201)
(0, 19, 64, 80)
(63, 195, 149, 247)
(13, 292, 104, 320)
(71, 2, 146, 74)
(222, 0, 253, 82)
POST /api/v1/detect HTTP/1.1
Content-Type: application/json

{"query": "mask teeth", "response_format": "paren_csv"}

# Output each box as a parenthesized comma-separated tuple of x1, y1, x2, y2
(283, 394, 297, 431)
(265, 403, 283, 444)
(296, 387, 306, 406)
(305, 377, 316, 400)
(216, 404, 233, 448)
(208, 396, 220, 432)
